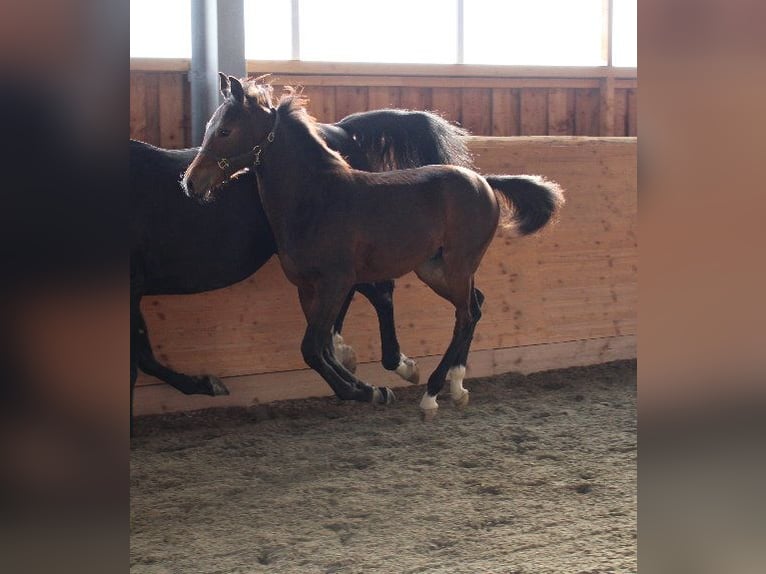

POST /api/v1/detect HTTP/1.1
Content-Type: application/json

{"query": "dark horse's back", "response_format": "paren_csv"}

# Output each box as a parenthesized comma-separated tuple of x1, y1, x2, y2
(336, 109, 473, 171)
(130, 139, 276, 296)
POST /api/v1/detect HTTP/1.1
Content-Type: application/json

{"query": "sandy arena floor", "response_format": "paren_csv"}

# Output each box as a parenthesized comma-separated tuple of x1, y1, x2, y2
(131, 360, 636, 574)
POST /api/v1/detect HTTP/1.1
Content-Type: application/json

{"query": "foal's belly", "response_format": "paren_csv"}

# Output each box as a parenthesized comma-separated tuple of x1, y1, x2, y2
(354, 240, 439, 283)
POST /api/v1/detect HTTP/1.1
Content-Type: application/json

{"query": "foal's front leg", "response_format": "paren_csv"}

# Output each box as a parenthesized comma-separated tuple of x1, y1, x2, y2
(299, 282, 395, 405)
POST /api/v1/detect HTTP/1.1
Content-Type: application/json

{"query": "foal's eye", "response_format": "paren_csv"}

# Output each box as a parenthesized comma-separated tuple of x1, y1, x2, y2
(218, 128, 231, 137)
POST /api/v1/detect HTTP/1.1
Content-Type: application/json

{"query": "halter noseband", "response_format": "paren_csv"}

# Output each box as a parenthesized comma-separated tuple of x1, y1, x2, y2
(211, 111, 278, 174)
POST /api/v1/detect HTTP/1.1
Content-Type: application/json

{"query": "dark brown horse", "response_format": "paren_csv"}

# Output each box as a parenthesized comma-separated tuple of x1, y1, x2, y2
(184, 76, 563, 419)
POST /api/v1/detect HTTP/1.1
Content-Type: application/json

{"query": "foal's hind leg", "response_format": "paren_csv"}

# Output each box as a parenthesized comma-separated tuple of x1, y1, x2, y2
(414, 258, 479, 420)
(355, 281, 420, 384)
(448, 287, 485, 409)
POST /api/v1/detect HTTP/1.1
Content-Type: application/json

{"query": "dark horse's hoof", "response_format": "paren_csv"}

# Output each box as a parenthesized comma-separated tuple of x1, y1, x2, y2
(196, 375, 230, 396)
(372, 386, 396, 405)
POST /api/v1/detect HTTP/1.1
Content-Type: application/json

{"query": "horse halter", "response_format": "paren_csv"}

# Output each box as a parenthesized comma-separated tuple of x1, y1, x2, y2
(211, 110, 278, 174)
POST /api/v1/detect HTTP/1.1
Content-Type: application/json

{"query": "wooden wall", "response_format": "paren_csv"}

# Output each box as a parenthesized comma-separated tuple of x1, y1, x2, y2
(133, 136, 637, 415)
(130, 61, 637, 147)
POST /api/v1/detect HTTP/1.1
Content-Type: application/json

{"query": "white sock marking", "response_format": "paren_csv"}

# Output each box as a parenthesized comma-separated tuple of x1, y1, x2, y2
(395, 354, 415, 378)
(420, 392, 438, 411)
(332, 331, 345, 358)
(448, 365, 467, 398)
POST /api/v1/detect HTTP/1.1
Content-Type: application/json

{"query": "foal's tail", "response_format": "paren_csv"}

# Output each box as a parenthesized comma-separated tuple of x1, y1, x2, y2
(487, 175, 565, 236)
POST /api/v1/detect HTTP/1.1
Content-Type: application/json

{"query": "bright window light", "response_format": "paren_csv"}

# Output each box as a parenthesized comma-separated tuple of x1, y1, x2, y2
(131, 0, 636, 68)
(612, 0, 637, 67)
(130, 0, 191, 58)
(464, 0, 605, 66)
(300, 0, 457, 64)
(245, 0, 293, 60)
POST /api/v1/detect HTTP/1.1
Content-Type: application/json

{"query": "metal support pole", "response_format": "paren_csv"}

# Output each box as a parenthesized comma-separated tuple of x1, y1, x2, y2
(189, 0, 245, 145)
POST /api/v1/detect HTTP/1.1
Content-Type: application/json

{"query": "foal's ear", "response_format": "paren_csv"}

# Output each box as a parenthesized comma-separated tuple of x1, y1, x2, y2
(219, 72, 230, 98)
(228, 76, 245, 103)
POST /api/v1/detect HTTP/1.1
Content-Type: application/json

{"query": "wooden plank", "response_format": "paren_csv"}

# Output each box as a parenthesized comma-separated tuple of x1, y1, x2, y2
(491, 89, 520, 136)
(158, 72, 186, 149)
(431, 88, 462, 125)
(129, 72, 147, 141)
(613, 88, 629, 137)
(460, 88, 492, 135)
(615, 78, 638, 89)
(182, 73, 192, 147)
(335, 86, 369, 119)
(258, 74, 601, 90)
(131, 58, 191, 72)
(399, 87, 432, 111)
(547, 88, 575, 135)
(130, 58, 636, 84)
(574, 89, 601, 136)
(490, 334, 635, 377)
(303, 86, 337, 123)
(599, 76, 616, 136)
(245, 60, 637, 80)
(142, 73, 161, 146)
(134, 335, 635, 415)
(627, 89, 638, 136)
(520, 89, 548, 135)
(367, 86, 401, 109)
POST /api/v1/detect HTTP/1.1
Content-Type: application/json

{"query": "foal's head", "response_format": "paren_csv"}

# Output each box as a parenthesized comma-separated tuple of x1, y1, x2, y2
(182, 74, 275, 202)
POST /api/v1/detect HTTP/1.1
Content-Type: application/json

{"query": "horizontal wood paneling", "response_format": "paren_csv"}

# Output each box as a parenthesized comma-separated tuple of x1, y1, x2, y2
(134, 334, 636, 415)
(130, 71, 190, 148)
(129, 69, 637, 148)
(135, 137, 637, 413)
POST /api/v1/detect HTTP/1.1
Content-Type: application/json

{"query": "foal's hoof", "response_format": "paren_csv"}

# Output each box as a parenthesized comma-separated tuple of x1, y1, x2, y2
(395, 356, 420, 385)
(420, 408, 438, 422)
(372, 386, 396, 405)
(198, 375, 230, 396)
(452, 389, 470, 409)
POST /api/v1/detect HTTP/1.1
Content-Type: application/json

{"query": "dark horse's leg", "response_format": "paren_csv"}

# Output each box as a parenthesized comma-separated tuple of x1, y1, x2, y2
(130, 298, 229, 398)
(414, 256, 482, 420)
(336, 281, 420, 384)
(299, 280, 395, 405)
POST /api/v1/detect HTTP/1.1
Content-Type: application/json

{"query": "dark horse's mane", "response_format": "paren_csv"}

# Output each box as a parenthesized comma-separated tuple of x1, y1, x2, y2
(275, 94, 352, 172)
(336, 108, 473, 171)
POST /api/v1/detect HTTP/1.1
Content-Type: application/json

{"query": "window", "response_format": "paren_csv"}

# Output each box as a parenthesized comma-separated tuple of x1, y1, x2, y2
(130, 0, 191, 58)
(612, 0, 637, 67)
(244, 0, 293, 61)
(464, 0, 604, 66)
(299, 0, 456, 64)
(132, 0, 636, 68)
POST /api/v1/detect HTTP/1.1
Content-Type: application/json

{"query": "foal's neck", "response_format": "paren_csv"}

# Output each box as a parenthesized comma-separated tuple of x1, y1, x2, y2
(256, 104, 347, 192)
(254, 104, 347, 242)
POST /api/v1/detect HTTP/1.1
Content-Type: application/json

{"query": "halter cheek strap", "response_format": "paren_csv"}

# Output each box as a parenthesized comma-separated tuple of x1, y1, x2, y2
(211, 111, 278, 174)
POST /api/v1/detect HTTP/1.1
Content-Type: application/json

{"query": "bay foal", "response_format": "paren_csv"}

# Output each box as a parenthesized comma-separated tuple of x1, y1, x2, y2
(184, 77, 563, 418)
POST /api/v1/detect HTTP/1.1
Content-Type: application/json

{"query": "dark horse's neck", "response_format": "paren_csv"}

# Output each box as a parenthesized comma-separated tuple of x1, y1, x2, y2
(255, 98, 350, 244)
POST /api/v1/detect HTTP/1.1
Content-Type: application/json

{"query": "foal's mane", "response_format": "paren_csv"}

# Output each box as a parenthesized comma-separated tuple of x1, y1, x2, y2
(242, 76, 275, 108)
(275, 94, 350, 171)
